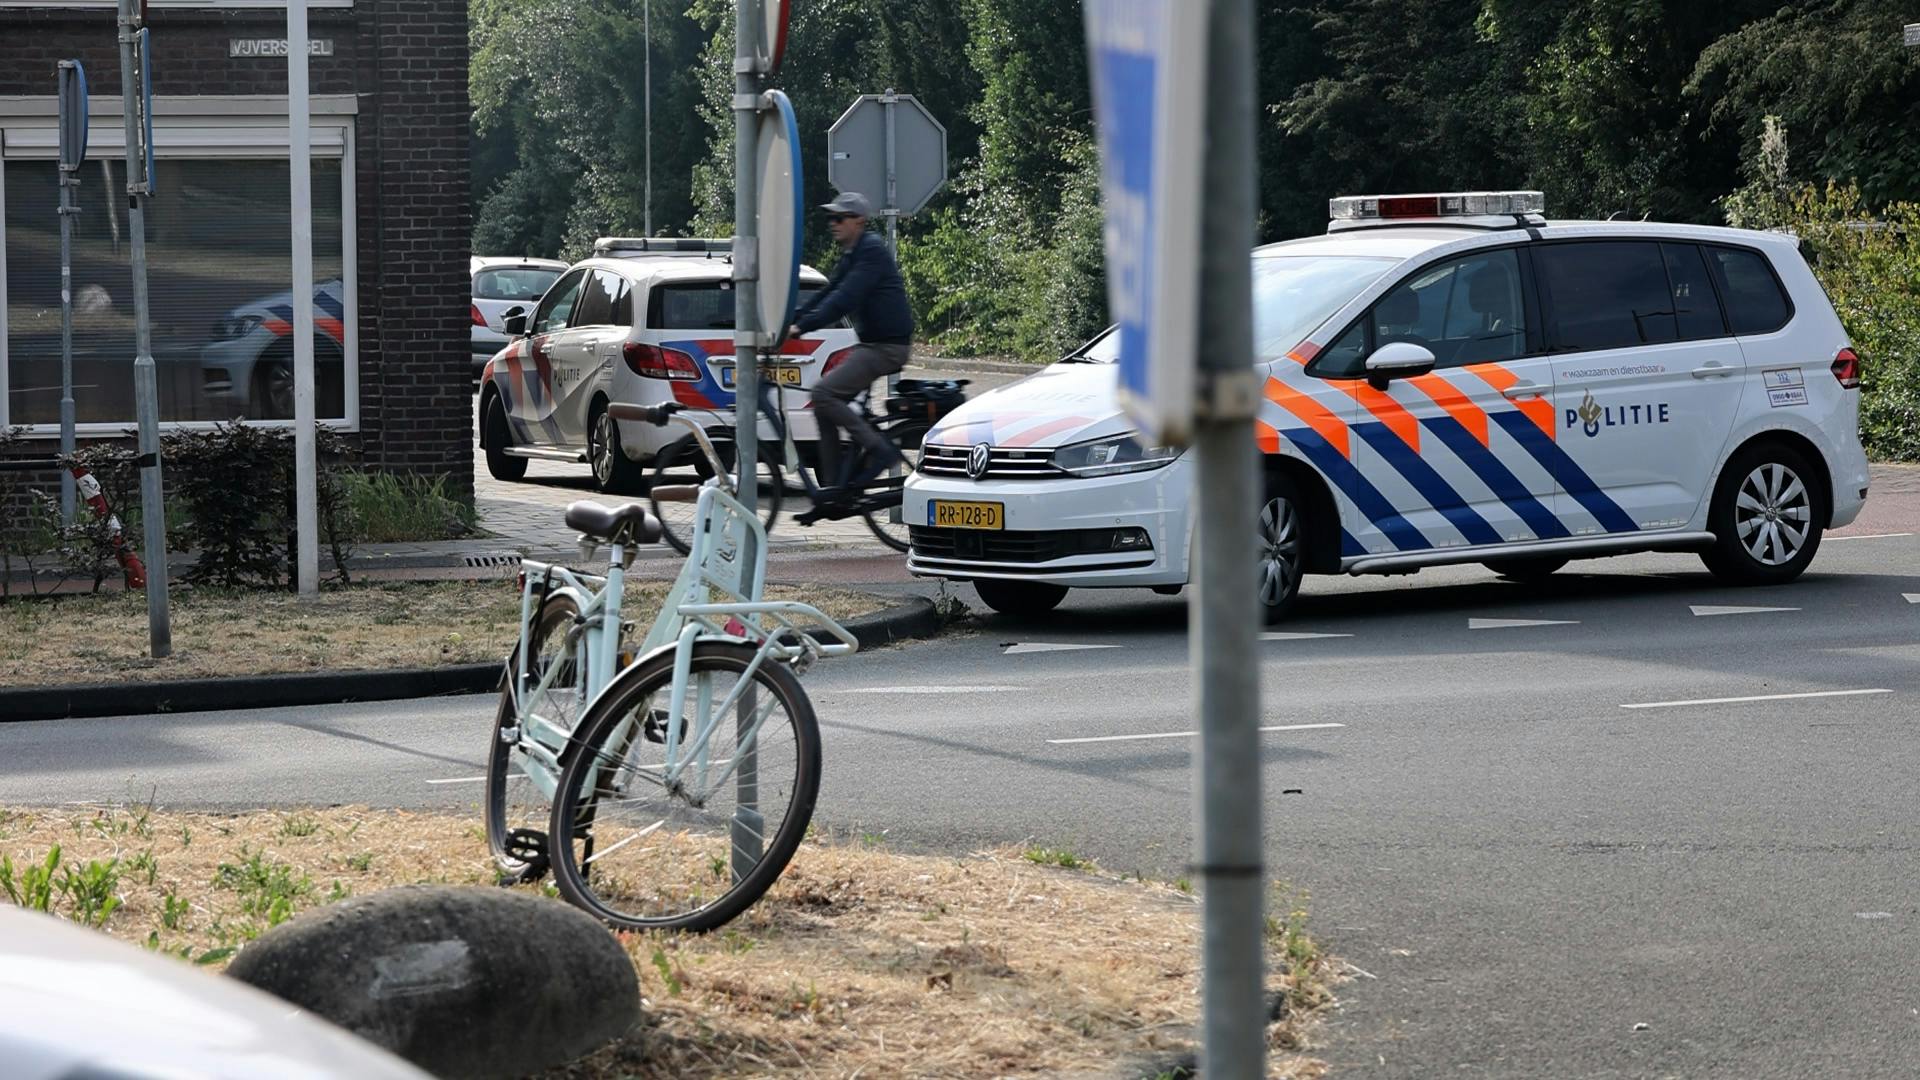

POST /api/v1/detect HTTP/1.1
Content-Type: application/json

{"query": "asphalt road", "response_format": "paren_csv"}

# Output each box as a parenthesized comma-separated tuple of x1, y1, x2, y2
(5, 536, 1919, 1077)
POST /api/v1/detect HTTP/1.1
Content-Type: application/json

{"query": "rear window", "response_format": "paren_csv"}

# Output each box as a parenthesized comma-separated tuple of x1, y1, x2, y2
(1706, 245, 1793, 335)
(648, 282, 829, 329)
(474, 267, 562, 301)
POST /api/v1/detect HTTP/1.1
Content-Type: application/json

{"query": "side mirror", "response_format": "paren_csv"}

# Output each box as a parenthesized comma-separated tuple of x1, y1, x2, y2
(1363, 341, 1436, 389)
(502, 307, 528, 337)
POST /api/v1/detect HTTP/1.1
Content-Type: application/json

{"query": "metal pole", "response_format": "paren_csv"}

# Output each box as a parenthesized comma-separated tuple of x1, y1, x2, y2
(117, 0, 171, 658)
(880, 90, 901, 521)
(57, 62, 79, 523)
(1190, 0, 1261, 1074)
(644, 0, 652, 237)
(729, 0, 763, 880)
(289, 0, 318, 595)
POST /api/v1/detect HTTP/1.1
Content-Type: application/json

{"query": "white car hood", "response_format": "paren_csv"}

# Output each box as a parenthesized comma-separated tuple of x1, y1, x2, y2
(924, 362, 1134, 450)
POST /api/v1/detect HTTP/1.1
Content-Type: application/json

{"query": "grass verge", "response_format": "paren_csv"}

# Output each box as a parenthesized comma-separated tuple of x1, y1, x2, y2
(0, 806, 1335, 1078)
(0, 580, 882, 687)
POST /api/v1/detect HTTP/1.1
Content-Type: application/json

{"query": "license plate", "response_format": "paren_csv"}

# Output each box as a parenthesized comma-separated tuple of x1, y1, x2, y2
(720, 365, 803, 388)
(931, 500, 1003, 530)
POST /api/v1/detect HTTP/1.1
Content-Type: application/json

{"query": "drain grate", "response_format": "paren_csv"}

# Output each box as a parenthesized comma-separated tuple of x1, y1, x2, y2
(463, 553, 523, 569)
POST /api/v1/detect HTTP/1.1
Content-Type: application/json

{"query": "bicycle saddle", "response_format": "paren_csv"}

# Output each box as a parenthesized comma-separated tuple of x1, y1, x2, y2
(564, 500, 663, 544)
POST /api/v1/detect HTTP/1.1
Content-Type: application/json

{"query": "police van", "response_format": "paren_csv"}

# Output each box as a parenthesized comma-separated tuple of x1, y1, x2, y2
(903, 192, 1870, 619)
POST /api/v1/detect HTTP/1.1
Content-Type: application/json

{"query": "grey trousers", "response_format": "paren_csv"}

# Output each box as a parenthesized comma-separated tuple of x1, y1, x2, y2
(810, 341, 909, 487)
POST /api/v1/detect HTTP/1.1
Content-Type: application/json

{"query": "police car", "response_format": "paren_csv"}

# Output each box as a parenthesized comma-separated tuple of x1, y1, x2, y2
(478, 238, 858, 493)
(904, 192, 1870, 619)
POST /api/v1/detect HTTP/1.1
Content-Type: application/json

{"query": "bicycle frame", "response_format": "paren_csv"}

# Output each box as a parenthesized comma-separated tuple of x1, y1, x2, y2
(508, 545, 628, 801)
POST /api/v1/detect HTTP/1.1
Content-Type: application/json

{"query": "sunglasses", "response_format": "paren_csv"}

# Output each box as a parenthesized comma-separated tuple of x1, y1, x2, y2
(826, 213, 855, 224)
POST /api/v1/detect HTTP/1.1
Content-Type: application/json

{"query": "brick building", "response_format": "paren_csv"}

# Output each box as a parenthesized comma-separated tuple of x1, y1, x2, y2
(0, 0, 472, 500)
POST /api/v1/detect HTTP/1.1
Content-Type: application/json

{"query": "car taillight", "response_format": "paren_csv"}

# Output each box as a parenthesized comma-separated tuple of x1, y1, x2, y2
(1832, 347, 1860, 389)
(471, 304, 488, 328)
(822, 347, 854, 377)
(623, 342, 701, 381)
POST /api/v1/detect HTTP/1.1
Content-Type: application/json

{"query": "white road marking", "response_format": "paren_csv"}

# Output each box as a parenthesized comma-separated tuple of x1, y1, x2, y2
(1828, 532, 1913, 542)
(1468, 618, 1579, 630)
(425, 775, 492, 785)
(1001, 642, 1123, 655)
(1621, 688, 1891, 710)
(842, 685, 1025, 695)
(1904, 594, 1920, 604)
(1260, 632, 1354, 641)
(1689, 604, 1799, 617)
(1856, 912, 1895, 920)
(1047, 722, 1345, 745)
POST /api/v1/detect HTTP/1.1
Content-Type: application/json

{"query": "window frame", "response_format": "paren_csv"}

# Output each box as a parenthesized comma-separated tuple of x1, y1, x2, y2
(1701, 242, 1796, 337)
(1305, 243, 1544, 379)
(0, 95, 359, 434)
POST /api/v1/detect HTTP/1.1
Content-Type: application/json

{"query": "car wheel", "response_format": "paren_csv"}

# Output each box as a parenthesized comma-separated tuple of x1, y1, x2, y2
(589, 402, 646, 494)
(483, 395, 528, 482)
(1482, 556, 1569, 583)
(250, 359, 295, 420)
(1701, 442, 1825, 585)
(974, 578, 1068, 617)
(1257, 472, 1306, 624)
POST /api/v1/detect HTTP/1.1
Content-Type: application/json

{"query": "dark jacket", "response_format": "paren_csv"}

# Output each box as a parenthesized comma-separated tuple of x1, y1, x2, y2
(793, 230, 914, 344)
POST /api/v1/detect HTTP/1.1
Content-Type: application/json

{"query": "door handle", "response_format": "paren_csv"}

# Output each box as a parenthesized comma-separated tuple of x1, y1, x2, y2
(1691, 362, 1734, 379)
(1501, 381, 1548, 400)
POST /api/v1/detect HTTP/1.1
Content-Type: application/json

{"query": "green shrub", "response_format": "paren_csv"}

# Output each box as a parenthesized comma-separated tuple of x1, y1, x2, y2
(335, 471, 478, 544)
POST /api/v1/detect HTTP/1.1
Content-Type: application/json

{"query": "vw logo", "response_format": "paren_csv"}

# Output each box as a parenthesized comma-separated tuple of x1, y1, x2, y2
(966, 442, 992, 480)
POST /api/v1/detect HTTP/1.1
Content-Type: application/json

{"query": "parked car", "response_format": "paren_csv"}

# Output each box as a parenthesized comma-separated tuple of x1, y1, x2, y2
(471, 256, 567, 375)
(904, 190, 1869, 618)
(477, 238, 859, 492)
(200, 279, 347, 420)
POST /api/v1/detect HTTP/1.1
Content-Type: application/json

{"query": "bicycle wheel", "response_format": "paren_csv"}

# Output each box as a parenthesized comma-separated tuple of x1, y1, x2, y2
(485, 591, 583, 883)
(548, 640, 821, 931)
(861, 423, 926, 553)
(648, 434, 785, 556)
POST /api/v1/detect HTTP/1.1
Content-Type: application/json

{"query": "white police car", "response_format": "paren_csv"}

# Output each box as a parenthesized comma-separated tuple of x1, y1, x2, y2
(904, 192, 1870, 618)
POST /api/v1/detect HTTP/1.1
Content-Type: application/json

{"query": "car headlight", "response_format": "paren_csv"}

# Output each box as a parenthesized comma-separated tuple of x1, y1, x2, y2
(210, 314, 264, 341)
(1049, 432, 1181, 477)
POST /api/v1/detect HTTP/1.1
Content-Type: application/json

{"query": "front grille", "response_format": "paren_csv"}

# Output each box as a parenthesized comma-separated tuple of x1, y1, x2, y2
(919, 444, 1062, 479)
(909, 526, 1154, 564)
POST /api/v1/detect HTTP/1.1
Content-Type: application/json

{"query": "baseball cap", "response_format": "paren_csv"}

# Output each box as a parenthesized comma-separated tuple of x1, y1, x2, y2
(820, 191, 872, 218)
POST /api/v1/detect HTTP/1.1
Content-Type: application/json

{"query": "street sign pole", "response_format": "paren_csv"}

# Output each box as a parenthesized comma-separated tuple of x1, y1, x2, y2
(56, 59, 88, 525)
(1188, 0, 1263, 1072)
(117, 0, 171, 659)
(643, 0, 652, 236)
(881, 88, 899, 256)
(289, 0, 319, 596)
(730, 0, 764, 882)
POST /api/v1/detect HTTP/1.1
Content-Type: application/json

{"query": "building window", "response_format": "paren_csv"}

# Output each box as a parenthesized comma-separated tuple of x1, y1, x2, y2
(0, 111, 355, 431)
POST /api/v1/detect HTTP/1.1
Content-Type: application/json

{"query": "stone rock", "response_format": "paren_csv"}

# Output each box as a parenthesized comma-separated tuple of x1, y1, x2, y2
(226, 885, 640, 1079)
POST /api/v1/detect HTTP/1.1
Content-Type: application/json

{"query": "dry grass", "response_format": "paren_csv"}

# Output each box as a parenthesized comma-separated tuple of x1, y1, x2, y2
(0, 805, 1334, 1079)
(0, 580, 884, 687)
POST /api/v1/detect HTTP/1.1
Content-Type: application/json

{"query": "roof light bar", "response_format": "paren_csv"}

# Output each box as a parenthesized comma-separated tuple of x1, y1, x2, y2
(592, 237, 732, 255)
(1328, 191, 1546, 221)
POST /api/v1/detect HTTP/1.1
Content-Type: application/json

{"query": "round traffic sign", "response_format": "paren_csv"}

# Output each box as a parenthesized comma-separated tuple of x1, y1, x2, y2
(755, 89, 803, 346)
(760, 0, 792, 73)
(57, 60, 87, 171)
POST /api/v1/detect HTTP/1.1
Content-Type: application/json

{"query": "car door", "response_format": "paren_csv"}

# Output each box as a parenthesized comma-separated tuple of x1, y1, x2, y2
(544, 269, 622, 444)
(1309, 246, 1568, 553)
(1536, 240, 1745, 532)
(503, 267, 586, 446)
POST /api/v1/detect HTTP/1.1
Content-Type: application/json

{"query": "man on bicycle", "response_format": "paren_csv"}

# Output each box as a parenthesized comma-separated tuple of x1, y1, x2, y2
(787, 191, 914, 507)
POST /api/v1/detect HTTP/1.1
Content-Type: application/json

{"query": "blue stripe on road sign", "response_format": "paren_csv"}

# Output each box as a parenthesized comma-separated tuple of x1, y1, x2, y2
(1488, 412, 1639, 533)
(1352, 421, 1503, 546)
(1419, 416, 1571, 540)
(1278, 426, 1430, 552)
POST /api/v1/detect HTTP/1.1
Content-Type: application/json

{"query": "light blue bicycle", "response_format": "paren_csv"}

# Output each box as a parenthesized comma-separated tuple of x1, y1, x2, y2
(485, 402, 857, 931)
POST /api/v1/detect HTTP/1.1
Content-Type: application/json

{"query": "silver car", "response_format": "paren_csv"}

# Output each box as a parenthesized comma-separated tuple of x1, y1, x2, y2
(472, 256, 567, 374)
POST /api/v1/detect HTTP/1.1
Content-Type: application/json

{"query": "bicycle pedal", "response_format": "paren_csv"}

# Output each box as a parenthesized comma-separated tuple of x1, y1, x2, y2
(504, 828, 550, 872)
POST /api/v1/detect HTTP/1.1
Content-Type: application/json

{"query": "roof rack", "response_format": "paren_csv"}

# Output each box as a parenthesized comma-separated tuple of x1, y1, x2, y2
(592, 237, 732, 258)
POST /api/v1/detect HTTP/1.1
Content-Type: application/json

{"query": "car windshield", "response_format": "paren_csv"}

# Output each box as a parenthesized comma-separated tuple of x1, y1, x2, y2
(475, 267, 562, 301)
(1062, 254, 1398, 365)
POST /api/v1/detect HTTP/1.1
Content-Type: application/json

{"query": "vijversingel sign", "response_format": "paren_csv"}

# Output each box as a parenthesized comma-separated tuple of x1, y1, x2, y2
(1083, 0, 1206, 447)
(230, 39, 334, 58)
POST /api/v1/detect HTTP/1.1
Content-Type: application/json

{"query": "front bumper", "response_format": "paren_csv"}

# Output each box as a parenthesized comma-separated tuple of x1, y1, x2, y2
(903, 456, 1193, 588)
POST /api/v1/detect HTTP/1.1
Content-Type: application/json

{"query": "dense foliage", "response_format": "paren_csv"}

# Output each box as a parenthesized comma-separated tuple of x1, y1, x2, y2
(472, 0, 1920, 455)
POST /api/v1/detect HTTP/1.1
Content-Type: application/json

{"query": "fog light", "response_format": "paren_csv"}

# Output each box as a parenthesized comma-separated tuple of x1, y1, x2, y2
(1112, 528, 1151, 550)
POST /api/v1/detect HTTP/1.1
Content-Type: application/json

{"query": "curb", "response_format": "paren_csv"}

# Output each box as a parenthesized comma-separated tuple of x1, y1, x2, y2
(0, 597, 942, 723)
(909, 354, 1046, 377)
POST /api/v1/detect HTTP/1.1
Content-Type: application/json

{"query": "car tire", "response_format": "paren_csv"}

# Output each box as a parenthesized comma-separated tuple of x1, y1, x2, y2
(1257, 471, 1306, 624)
(250, 359, 294, 420)
(1701, 442, 1825, 586)
(483, 395, 528, 482)
(1482, 556, 1569, 583)
(589, 401, 647, 495)
(974, 579, 1068, 617)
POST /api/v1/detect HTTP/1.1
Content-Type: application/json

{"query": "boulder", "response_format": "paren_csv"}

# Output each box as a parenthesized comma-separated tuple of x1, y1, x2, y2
(226, 885, 639, 1079)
